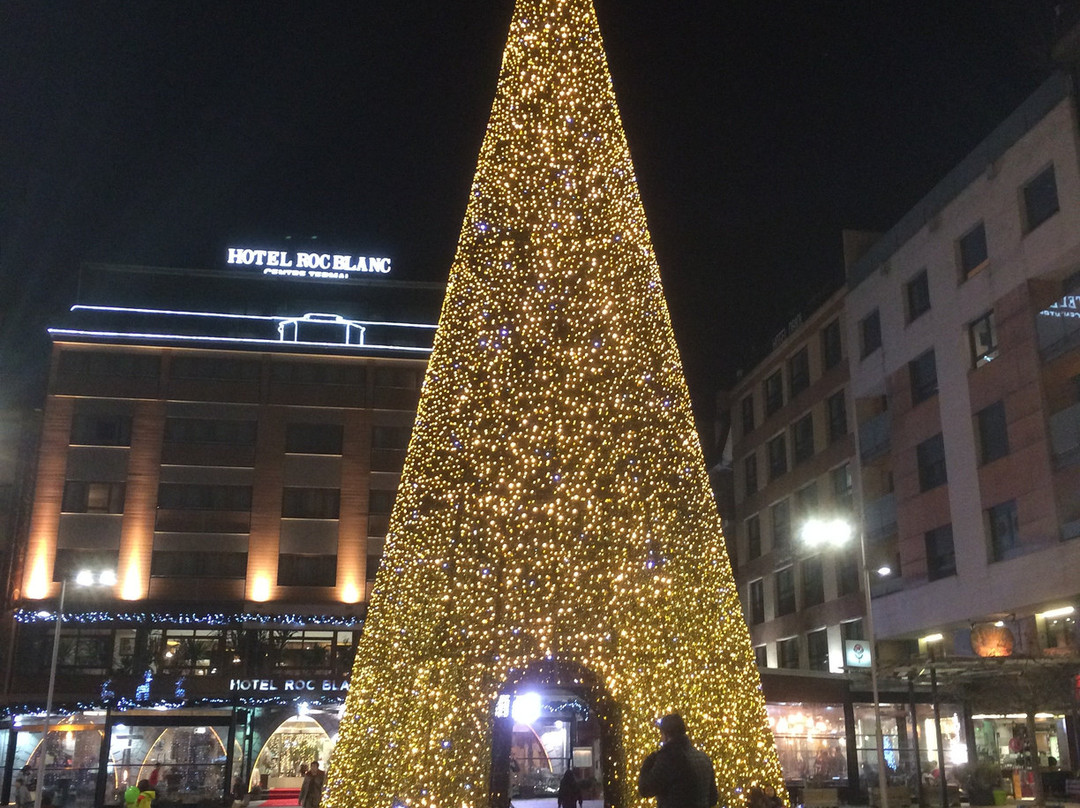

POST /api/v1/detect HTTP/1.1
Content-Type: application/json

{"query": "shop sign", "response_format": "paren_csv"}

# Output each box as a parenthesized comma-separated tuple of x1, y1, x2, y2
(845, 639, 872, 668)
(229, 678, 349, 693)
(227, 247, 391, 280)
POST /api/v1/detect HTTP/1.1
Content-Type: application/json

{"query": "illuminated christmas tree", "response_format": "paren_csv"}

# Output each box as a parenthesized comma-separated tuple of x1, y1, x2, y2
(324, 0, 785, 806)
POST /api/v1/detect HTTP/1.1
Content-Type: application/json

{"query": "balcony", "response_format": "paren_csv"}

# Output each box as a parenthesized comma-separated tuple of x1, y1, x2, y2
(859, 412, 891, 462)
(1049, 401, 1080, 467)
(863, 493, 897, 543)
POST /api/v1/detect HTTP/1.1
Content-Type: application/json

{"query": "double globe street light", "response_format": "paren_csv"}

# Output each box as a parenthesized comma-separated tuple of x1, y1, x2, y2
(800, 517, 891, 808)
(33, 568, 116, 808)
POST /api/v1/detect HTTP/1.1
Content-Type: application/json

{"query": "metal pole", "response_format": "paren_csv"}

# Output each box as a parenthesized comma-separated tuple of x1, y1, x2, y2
(34, 579, 66, 808)
(859, 530, 890, 808)
(931, 666, 948, 808)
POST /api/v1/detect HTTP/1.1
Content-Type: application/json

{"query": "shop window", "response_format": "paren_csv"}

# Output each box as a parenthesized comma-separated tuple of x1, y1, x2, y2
(753, 645, 768, 668)
(821, 319, 842, 370)
(827, 390, 847, 443)
(925, 524, 956, 581)
(165, 417, 257, 446)
(764, 371, 784, 416)
(771, 499, 791, 553)
(988, 499, 1020, 561)
(792, 413, 814, 464)
(70, 412, 132, 446)
(837, 552, 860, 597)
(970, 311, 999, 367)
(807, 627, 830, 671)
(285, 422, 344, 454)
(150, 551, 248, 578)
(976, 400, 1009, 464)
(905, 270, 931, 322)
(860, 309, 882, 358)
(959, 221, 988, 279)
(768, 434, 788, 480)
(746, 514, 761, 561)
(1023, 164, 1059, 233)
(776, 567, 796, 616)
(788, 347, 810, 398)
(156, 629, 223, 673)
(1041, 611, 1077, 652)
(278, 554, 337, 587)
(744, 453, 758, 496)
(777, 636, 800, 669)
(741, 394, 755, 436)
(372, 425, 412, 450)
(53, 549, 119, 582)
(749, 579, 765, 625)
(802, 557, 824, 607)
(917, 433, 947, 492)
(61, 480, 125, 514)
(171, 355, 259, 381)
(281, 487, 341, 519)
(909, 349, 938, 404)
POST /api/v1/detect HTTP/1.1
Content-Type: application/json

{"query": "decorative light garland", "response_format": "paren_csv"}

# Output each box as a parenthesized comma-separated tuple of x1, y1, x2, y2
(325, 0, 786, 806)
(15, 608, 364, 628)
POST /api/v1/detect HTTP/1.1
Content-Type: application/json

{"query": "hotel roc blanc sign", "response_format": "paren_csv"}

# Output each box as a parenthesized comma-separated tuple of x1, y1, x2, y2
(226, 246, 391, 280)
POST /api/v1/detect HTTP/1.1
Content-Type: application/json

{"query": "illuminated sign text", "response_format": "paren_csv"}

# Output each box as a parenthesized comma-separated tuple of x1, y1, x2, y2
(227, 247, 391, 279)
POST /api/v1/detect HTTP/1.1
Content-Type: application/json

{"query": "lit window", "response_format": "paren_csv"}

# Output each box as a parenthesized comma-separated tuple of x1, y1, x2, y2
(969, 311, 999, 367)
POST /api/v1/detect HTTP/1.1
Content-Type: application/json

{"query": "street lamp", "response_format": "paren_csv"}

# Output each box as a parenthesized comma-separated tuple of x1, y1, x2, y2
(801, 517, 890, 808)
(34, 568, 115, 808)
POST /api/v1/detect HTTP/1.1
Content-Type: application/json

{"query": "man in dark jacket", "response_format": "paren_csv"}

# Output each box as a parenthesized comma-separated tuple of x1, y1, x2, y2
(638, 713, 718, 808)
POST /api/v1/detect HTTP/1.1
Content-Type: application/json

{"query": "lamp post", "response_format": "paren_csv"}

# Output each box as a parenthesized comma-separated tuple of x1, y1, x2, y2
(34, 568, 116, 808)
(801, 517, 890, 808)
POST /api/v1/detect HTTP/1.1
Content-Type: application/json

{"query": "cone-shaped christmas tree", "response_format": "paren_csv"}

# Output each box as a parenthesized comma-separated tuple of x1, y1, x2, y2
(325, 0, 785, 806)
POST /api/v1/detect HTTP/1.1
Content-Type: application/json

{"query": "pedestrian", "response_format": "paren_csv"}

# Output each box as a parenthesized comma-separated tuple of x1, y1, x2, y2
(299, 761, 325, 808)
(638, 713, 719, 808)
(136, 778, 156, 808)
(558, 767, 582, 808)
(149, 764, 161, 788)
(124, 781, 140, 808)
(13, 777, 32, 808)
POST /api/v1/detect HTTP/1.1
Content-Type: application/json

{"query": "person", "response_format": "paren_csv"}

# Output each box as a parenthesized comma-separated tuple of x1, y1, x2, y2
(299, 761, 325, 808)
(124, 781, 140, 808)
(136, 778, 156, 808)
(639, 713, 718, 808)
(233, 775, 249, 807)
(558, 767, 582, 808)
(149, 764, 161, 788)
(13, 777, 32, 808)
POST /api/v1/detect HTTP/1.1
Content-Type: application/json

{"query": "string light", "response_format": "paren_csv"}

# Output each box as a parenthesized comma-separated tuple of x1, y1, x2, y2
(325, 0, 785, 807)
(14, 609, 363, 628)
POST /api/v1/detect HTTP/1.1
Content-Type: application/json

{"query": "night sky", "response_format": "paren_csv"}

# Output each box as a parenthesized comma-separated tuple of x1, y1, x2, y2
(0, 1, 1066, 409)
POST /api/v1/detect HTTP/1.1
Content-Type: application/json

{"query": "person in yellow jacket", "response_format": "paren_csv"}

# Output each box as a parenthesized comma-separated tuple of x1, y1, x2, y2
(123, 783, 140, 808)
(136, 779, 155, 808)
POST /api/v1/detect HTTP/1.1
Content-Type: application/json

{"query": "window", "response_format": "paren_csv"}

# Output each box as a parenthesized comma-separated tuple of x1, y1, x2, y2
(369, 490, 397, 514)
(792, 414, 814, 464)
(151, 551, 248, 579)
(916, 434, 947, 491)
(771, 499, 791, 552)
(793, 482, 819, 521)
(860, 309, 882, 358)
(58, 351, 160, 379)
(764, 371, 784, 416)
(278, 554, 337, 587)
(831, 463, 853, 512)
(959, 221, 988, 278)
(61, 481, 125, 514)
(53, 549, 120, 582)
(281, 488, 341, 519)
(925, 524, 956, 581)
(272, 361, 365, 386)
(905, 270, 931, 322)
(821, 319, 842, 370)
(744, 453, 758, 496)
(1023, 164, 1059, 232)
(164, 418, 257, 446)
(776, 567, 796, 616)
(837, 552, 860, 596)
(969, 311, 999, 367)
(807, 627, 830, 671)
(749, 579, 765, 625)
(826, 390, 847, 442)
(802, 557, 824, 607)
(767, 434, 788, 480)
(158, 483, 252, 511)
(172, 356, 259, 381)
(753, 645, 768, 667)
(976, 401, 1009, 464)
(741, 395, 755, 436)
(70, 413, 132, 446)
(777, 636, 800, 669)
(372, 425, 412, 450)
(374, 366, 422, 389)
(988, 500, 1020, 561)
(841, 619, 864, 643)
(746, 515, 762, 562)
(366, 554, 382, 580)
(909, 350, 938, 404)
(788, 348, 810, 398)
(286, 422, 344, 454)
